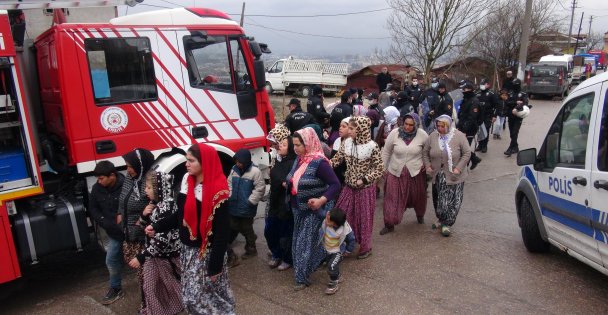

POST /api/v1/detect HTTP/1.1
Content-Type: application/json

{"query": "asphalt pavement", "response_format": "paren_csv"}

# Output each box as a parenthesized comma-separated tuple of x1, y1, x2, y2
(3, 97, 608, 315)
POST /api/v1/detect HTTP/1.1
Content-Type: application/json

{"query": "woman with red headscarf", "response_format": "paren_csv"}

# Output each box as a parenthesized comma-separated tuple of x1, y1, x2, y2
(286, 127, 341, 291)
(145, 143, 234, 314)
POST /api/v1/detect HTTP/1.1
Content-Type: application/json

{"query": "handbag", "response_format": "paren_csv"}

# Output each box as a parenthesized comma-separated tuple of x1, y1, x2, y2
(476, 123, 488, 142)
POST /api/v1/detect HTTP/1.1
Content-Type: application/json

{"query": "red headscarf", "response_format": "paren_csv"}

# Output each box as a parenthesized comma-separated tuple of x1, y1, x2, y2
(183, 143, 230, 257)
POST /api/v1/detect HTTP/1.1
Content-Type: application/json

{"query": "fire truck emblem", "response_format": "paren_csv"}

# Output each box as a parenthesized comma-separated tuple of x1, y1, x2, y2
(100, 107, 128, 133)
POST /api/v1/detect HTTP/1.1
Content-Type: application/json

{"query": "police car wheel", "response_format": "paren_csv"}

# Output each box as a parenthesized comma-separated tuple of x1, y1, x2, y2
(519, 197, 550, 253)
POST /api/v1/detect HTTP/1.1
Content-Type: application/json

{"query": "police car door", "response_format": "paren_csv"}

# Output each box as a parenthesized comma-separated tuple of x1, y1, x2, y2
(589, 82, 608, 267)
(535, 85, 601, 264)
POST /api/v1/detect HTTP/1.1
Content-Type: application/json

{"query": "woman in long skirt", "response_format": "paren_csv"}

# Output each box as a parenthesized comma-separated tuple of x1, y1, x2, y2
(286, 127, 341, 290)
(422, 115, 471, 237)
(331, 116, 384, 258)
(145, 143, 235, 314)
(380, 113, 429, 234)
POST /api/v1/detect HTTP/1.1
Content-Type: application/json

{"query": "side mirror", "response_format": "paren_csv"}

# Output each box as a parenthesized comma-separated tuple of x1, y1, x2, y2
(517, 148, 537, 166)
(253, 60, 266, 92)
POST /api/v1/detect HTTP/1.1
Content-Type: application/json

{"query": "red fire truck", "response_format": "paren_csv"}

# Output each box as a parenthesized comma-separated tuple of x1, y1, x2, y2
(0, 3, 273, 285)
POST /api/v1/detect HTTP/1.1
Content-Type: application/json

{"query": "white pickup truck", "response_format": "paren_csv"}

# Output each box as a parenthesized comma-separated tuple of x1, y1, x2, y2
(265, 57, 348, 97)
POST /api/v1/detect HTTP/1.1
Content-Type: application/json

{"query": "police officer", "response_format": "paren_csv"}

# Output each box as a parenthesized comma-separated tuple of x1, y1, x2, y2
(476, 78, 499, 153)
(405, 77, 424, 113)
(394, 91, 413, 114)
(420, 77, 440, 128)
(306, 85, 328, 126)
(284, 98, 315, 134)
(456, 80, 482, 170)
(504, 78, 528, 156)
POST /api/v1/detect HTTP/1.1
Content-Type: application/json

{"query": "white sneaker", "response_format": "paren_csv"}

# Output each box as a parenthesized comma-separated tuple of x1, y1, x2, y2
(277, 262, 291, 271)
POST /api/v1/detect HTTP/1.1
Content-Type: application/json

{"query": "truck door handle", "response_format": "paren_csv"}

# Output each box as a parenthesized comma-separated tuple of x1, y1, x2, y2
(95, 140, 116, 154)
(594, 180, 608, 191)
(192, 126, 208, 139)
(572, 176, 587, 186)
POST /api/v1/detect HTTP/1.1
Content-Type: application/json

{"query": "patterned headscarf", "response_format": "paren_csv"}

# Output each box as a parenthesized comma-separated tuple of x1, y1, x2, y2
(267, 123, 290, 144)
(398, 113, 420, 141)
(146, 171, 175, 203)
(351, 116, 372, 145)
(435, 115, 456, 172)
(183, 143, 230, 257)
(353, 104, 368, 117)
(291, 127, 329, 193)
(122, 148, 154, 199)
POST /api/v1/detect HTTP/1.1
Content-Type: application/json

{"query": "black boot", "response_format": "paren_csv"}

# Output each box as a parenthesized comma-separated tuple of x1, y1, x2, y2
(504, 147, 512, 156)
(470, 155, 482, 170)
(481, 146, 487, 153)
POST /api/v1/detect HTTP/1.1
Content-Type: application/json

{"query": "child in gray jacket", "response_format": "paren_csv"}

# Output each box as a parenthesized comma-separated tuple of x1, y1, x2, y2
(227, 149, 266, 259)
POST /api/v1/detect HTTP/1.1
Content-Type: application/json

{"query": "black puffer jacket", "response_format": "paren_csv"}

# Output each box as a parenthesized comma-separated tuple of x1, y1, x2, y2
(89, 173, 125, 241)
(268, 139, 296, 220)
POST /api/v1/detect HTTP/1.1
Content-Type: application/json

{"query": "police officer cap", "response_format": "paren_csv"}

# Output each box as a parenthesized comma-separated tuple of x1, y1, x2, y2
(480, 78, 489, 85)
(312, 85, 323, 96)
(459, 80, 474, 90)
(431, 77, 439, 84)
(385, 83, 393, 91)
(287, 98, 301, 106)
(437, 82, 447, 89)
(367, 92, 379, 100)
(512, 78, 521, 86)
(397, 91, 408, 100)
(349, 87, 358, 95)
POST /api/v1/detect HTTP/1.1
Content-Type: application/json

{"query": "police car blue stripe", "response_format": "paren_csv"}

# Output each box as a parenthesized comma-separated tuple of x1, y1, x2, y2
(539, 192, 594, 236)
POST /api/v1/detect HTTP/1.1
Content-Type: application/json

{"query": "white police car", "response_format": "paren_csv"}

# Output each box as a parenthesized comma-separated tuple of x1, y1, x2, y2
(516, 70, 608, 276)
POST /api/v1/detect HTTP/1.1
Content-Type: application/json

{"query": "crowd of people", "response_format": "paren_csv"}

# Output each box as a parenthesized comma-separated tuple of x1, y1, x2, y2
(88, 69, 530, 314)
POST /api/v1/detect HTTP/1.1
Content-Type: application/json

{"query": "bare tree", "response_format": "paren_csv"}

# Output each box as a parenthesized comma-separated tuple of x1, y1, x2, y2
(387, 0, 492, 82)
(468, 0, 562, 79)
(588, 31, 605, 50)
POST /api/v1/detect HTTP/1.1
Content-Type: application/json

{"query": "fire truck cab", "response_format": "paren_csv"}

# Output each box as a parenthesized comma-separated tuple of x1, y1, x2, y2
(0, 5, 273, 285)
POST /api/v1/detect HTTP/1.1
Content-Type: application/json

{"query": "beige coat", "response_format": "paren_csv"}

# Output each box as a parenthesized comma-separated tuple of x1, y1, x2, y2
(381, 128, 428, 177)
(422, 130, 471, 184)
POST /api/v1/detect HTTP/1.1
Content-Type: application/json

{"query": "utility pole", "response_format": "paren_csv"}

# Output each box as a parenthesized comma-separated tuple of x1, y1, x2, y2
(574, 12, 584, 54)
(239, 2, 246, 27)
(517, 0, 533, 81)
(587, 15, 593, 50)
(567, 0, 577, 54)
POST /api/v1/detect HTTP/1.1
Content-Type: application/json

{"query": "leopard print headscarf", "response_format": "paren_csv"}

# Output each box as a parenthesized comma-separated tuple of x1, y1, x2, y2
(267, 124, 290, 144)
(351, 116, 372, 145)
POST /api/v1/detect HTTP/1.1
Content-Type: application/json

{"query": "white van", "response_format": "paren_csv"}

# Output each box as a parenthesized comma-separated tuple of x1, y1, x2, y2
(515, 71, 608, 276)
(539, 54, 574, 85)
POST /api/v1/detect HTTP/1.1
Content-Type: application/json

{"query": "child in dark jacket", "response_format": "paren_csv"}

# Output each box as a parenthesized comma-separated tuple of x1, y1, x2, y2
(129, 171, 182, 315)
(319, 208, 356, 295)
(227, 149, 266, 259)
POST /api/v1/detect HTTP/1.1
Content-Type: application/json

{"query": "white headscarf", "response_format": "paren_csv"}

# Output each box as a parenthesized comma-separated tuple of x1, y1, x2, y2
(383, 106, 400, 133)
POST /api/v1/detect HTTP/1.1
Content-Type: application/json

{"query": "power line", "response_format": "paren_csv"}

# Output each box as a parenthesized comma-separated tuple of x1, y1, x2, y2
(228, 8, 391, 18)
(245, 21, 390, 40)
(158, 0, 183, 8)
(138, 3, 172, 9)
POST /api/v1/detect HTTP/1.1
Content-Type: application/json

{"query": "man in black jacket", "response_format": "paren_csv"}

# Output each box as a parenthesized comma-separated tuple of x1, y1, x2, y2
(284, 98, 315, 134)
(504, 79, 528, 156)
(405, 77, 424, 113)
(376, 67, 392, 93)
(476, 78, 499, 153)
(306, 85, 329, 125)
(89, 161, 125, 305)
(457, 81, 482, 169)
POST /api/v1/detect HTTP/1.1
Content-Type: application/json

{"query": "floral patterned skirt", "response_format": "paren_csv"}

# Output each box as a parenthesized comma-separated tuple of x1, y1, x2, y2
(181, 245, 235, 315)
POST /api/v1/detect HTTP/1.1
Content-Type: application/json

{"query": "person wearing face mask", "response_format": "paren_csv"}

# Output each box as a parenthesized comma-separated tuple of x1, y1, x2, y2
(504, 78, 528, 156)
(456, 80, 482, 170)
(502, 70, 515, 94)
(420, 77, 440, 130)
(475, 78, 499, 153)
(405, 78, 423, 114)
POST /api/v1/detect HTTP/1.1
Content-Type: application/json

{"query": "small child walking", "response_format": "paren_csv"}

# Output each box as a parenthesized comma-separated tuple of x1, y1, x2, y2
(129, 171, 182, 315)
(319, 208, 356, 295)
(227, 149, 266, 259)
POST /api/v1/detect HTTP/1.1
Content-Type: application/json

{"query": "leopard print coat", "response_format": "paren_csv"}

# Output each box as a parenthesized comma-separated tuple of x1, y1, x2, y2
(331, 116, 384, 188)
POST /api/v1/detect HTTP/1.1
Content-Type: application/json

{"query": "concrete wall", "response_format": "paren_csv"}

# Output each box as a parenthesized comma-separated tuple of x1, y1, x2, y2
(22, 7, 116, 42)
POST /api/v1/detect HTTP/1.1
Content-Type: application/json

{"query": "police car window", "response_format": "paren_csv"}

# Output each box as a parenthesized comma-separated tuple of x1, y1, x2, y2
(557, 93, 594, 167)
(85, 38, 157, 105)
(184, 35, 233, 92)
(598, 90, 608, 171)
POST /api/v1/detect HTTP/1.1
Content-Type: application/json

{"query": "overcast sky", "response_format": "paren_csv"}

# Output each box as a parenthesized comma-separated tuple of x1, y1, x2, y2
(119, 0, 608, 56)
